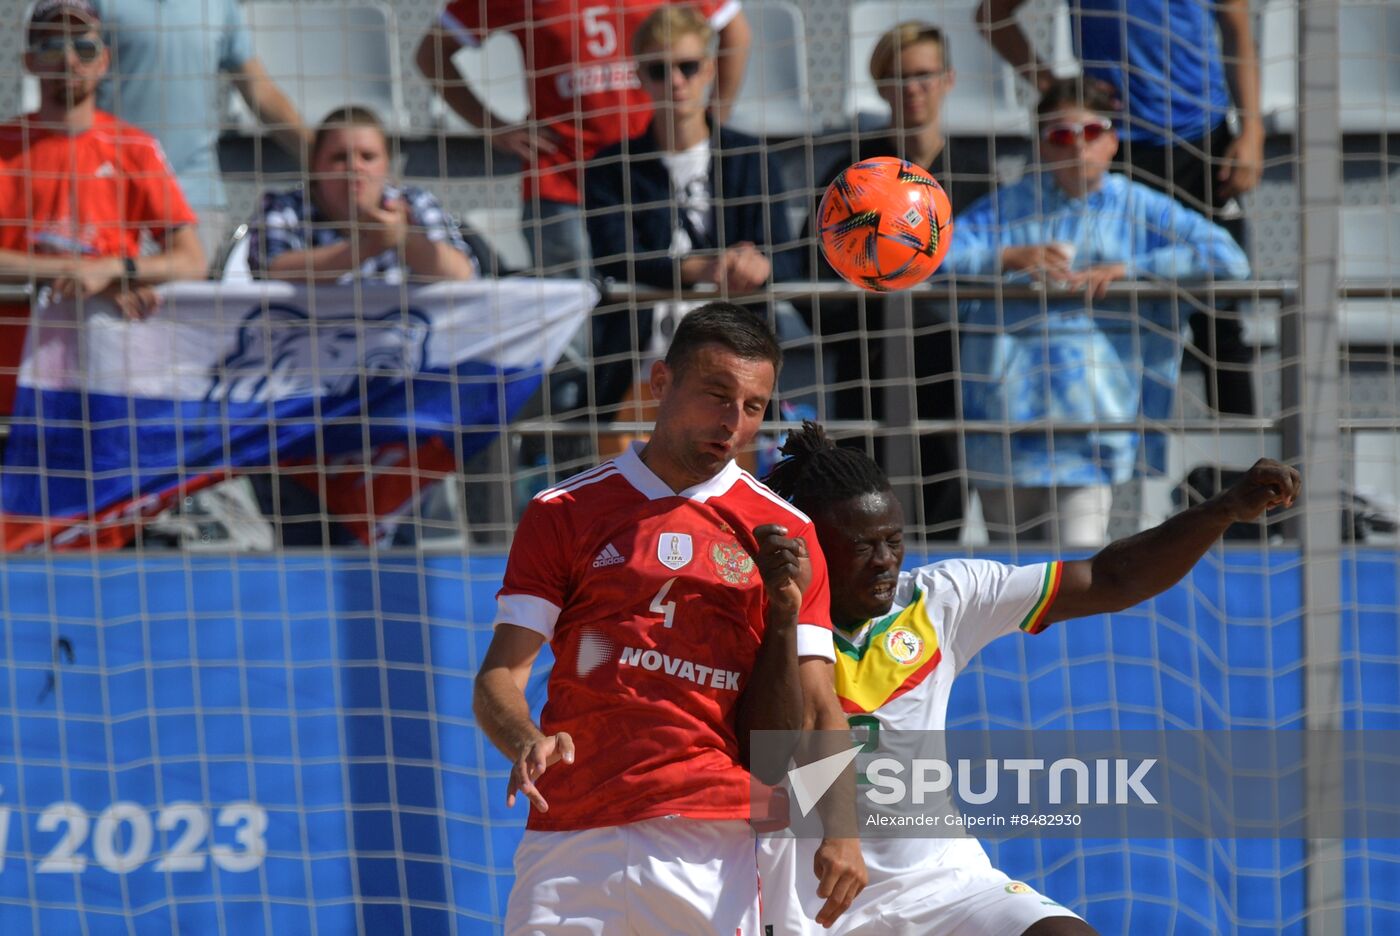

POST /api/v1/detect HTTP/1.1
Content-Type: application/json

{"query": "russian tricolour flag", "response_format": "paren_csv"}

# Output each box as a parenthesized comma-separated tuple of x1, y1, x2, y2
(1, 280, 596, 549)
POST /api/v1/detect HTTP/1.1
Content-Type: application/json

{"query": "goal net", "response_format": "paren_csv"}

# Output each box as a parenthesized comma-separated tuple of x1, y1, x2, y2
(0, 0, 1396, 933)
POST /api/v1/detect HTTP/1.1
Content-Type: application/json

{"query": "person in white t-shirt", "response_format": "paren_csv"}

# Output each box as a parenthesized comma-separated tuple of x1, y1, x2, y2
(759, 422, 1300, 936)
(584, 4, 801, 410)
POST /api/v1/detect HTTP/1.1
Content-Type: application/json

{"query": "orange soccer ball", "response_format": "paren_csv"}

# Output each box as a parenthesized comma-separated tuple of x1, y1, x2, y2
(817, 156, 954, 292)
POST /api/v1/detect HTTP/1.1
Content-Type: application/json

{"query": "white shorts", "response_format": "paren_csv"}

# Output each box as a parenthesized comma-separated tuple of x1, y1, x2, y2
(505, 816, 760, 935)
(759, 836, 1083, 936)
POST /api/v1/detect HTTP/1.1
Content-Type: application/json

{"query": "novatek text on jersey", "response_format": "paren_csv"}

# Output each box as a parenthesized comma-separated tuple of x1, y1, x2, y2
(618, 646, 742, 691)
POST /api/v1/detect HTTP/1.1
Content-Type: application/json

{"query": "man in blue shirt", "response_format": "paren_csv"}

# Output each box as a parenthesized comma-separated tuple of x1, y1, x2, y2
(93, 0, 311, 263)
(976, 0, 1262, 416)
(942, 79, 1250, 546)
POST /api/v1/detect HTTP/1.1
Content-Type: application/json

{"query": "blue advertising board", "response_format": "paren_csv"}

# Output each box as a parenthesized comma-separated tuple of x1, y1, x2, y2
(0, 550, 1395, 934)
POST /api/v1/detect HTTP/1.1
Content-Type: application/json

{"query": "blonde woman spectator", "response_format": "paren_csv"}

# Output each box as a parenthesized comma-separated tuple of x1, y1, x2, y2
(249, 106, 477, 284)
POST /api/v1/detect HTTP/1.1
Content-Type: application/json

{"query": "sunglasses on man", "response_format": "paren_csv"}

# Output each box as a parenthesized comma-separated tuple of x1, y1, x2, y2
(1041, 117, 1114, 148)
(30, 36, 104, 64)
(641, 59, 705, 83)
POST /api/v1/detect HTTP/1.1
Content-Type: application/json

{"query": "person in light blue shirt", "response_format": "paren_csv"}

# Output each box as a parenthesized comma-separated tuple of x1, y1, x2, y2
(976, 0, 1264, 417)
(943, 79, 1250, 547)
(93, 0, 311, 262)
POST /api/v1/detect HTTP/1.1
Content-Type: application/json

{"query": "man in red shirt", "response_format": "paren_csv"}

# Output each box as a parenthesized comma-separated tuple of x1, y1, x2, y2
(476, 302, 865, 932)
(0, 0, 205, 414)
(415, 0, 751, 276)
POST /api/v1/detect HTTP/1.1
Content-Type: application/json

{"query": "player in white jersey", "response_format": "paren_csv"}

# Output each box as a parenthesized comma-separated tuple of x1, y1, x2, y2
(758, 423, 1300, 935)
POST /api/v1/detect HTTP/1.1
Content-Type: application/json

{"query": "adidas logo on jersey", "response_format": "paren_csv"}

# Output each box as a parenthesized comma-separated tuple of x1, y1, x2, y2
(592, 543, 626, 568)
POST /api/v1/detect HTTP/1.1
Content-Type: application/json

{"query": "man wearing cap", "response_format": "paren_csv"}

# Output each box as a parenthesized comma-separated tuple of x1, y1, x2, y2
(0, 0, 206, 414)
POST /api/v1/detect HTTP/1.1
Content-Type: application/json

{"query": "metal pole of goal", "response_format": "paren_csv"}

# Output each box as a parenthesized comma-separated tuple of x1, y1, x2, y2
(1286, 0, 1345, 931)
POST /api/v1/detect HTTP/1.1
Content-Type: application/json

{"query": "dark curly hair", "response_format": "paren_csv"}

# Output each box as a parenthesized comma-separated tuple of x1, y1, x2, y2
(762, 421, 891, 516)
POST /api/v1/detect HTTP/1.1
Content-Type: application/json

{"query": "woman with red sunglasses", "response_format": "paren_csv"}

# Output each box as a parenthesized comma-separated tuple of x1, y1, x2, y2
(940, 79, 1252, 548)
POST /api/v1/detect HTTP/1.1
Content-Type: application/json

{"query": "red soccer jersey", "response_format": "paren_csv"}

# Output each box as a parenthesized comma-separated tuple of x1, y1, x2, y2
(0, 111, 196, 259)
(439, 0, 740, 205)
(495, 444, 834, 832)
(0, 110, 196, 415)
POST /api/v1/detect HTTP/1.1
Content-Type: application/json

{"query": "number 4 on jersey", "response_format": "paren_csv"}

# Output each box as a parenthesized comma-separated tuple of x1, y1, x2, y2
(650, 577, 678, 628)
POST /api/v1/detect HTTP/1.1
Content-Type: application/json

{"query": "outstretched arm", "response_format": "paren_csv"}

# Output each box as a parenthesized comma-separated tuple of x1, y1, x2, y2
(474, 623, 574, 812)
(1046, 459, 1300, 625)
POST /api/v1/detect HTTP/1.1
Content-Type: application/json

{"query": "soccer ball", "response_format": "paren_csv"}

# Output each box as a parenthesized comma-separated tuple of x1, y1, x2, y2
(817, 156, 953, 292)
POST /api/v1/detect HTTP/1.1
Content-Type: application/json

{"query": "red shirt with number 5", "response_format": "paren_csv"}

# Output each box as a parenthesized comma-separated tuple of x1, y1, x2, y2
(437, 0, 740, 205)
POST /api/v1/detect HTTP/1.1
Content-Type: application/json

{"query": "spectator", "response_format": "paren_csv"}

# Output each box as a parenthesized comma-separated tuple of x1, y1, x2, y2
(249, 106, 479, 285)
(415, 0, 751, 277)
(805, 22, 993, 541)
(942, 80, 1250, 546)
(92, 0, 312, 265)
(977, 0, 1263, 416)
(0, 0, 205, 414)
(584, 4, 801, 413)
(245, 106, 477, 548)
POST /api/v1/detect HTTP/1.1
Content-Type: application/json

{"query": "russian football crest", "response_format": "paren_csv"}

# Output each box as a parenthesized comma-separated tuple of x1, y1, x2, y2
(709, 541, 755, 585)
(657, 533, 693, 570)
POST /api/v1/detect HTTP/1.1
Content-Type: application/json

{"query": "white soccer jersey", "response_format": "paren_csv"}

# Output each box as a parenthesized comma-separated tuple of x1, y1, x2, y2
(761, 559, 1085, 934)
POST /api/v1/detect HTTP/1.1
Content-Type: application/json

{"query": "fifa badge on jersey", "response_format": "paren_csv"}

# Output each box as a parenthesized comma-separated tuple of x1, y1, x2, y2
(657, 533, 693, 570)
(883, 628, 923, 665)
(710, 541, 755, 585)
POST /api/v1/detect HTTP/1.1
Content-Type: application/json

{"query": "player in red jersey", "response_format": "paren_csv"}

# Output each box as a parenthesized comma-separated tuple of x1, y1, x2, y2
(476, 303, 866, 933)
(414, 0, 751, 273)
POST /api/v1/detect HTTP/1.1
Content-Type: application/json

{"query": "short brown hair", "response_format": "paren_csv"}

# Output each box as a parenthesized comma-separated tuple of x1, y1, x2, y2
(665, 302, 782, 379)
(869, 21, 948, 84)
(632, 5, 713, 58)
(312, 105, 387, 160)
(1036, 78, 1119, 122)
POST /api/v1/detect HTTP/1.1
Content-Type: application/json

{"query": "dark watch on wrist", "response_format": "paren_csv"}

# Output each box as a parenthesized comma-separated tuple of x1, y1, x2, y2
(124, 257, 138, 279)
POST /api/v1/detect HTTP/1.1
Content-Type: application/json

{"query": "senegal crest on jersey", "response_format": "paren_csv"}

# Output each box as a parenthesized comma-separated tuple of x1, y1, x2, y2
(883, 628, 923, 665)
(834, 587, 942, 714)
(710, 541, 755, 585)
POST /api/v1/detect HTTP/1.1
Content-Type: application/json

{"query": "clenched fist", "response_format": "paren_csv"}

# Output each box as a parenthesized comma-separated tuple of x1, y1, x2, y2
(1215, 458, 1301, 522)
(751, 524, 812, 623)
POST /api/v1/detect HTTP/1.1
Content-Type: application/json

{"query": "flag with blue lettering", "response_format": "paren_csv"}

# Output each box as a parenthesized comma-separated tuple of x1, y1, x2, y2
(1, 280, 595, 549)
